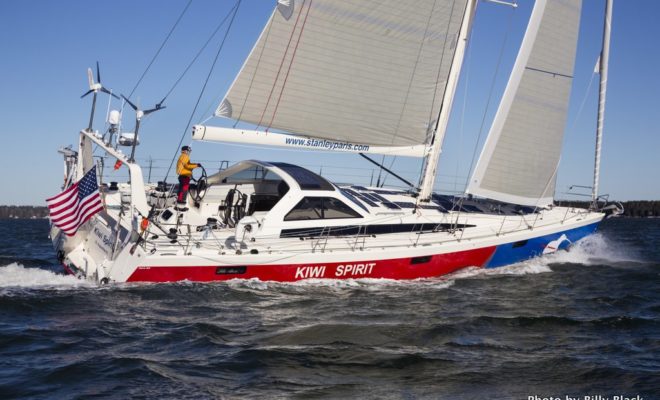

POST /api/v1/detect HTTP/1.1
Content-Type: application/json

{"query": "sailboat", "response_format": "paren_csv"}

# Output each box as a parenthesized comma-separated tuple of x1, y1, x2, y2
(49, 0, 622, 284)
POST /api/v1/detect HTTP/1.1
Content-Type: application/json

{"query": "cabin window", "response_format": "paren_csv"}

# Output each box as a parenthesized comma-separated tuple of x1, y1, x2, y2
(271, 162, 335, 191)
(223, 166, 281, 184)
(284, 197, 362, 221)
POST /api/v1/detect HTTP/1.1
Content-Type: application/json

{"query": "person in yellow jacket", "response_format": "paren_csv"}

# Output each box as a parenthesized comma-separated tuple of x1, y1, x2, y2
(176, 146, 202, 210)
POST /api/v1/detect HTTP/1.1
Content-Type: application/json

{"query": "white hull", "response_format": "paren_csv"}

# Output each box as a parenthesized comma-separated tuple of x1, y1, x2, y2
(51, 159, 604, 283)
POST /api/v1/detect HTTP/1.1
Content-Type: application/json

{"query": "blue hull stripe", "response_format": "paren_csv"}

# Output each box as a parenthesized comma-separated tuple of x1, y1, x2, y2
(484, 222, 600, 269)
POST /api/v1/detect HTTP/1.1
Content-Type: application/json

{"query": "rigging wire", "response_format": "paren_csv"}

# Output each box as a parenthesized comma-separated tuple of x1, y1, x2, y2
(163, 0, 243, 183)
(462, 4, 517, 192)
(256, 0, 308, 130)
(231, 12, 276, 127)
(379, 156, 399, 188)
(416, 0, 460, 190)
(127, 0, 193, 100)
(454, 10, 475, 194)
(449, 2, 516, 223)
(426, 0, 460, 136)
(264, 0, 313, 132)
(375, 155, 386, 187)
(391, 0, 441, 146)
(567, 63, 598, 133)
(379, 0, 440, 189)
(157, 2, 241, 109)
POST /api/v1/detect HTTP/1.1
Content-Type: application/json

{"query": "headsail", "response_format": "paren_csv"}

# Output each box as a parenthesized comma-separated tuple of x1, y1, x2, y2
(215, 0, 469, 148)
(466, 0, 583, 207)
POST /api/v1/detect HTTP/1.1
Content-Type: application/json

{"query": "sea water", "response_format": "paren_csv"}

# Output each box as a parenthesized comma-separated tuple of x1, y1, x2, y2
(0, 218, 658, 399)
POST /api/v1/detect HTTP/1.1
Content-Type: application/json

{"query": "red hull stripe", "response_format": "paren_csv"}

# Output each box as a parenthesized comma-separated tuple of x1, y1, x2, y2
(126, 246, 496, 283)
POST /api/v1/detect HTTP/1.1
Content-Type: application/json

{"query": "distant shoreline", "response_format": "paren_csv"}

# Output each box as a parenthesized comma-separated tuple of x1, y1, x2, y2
(2, 201, 659, 219)
(0, 206, 49, 220)
(554, 200, 660, 218)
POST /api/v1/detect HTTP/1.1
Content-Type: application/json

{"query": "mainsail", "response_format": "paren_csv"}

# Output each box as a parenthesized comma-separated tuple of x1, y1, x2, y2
(215, 0, 469, 148)
(466, 0, 583, 207)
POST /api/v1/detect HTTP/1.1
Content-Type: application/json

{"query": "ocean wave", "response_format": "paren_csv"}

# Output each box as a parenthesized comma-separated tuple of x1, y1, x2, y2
(446, 262, 553, 280)
(224, 276, 455, 292)
(445, 231, 644, 282)
(544, 232, 642, 266)
(0, 262, 93, 291)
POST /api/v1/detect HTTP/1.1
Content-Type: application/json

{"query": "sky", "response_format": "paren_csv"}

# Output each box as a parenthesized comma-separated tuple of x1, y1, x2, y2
(0, 0, 658, 206)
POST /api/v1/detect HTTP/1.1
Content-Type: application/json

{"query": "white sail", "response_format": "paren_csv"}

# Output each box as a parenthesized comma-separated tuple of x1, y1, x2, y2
(466, 0, 582, 207)
(215, 0, 469, 148)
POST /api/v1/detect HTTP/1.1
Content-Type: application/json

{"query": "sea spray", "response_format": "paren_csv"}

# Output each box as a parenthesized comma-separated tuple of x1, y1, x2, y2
(0, 262, 92, 290)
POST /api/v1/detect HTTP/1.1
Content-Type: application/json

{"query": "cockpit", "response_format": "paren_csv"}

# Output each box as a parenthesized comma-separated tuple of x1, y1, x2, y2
(191, 160, 363, 229)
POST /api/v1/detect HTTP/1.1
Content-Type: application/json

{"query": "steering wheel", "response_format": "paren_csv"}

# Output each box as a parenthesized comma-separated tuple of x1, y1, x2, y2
(191, 165, 208, 204)
(223, 188, 236, 226)
(223, 188, 244, 227)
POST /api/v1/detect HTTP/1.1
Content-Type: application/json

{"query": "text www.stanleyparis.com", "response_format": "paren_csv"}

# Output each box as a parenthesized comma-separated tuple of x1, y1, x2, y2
(284, 137, 370, 152)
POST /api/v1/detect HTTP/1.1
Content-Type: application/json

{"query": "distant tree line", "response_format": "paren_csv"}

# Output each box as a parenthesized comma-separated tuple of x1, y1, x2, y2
(555, 200, 660, 217)
(0, 206, 49, 219)
(1, 201, 659, 219)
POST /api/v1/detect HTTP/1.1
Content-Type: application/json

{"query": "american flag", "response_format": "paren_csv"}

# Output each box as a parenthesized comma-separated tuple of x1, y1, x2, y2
(47, 168, 104, 236)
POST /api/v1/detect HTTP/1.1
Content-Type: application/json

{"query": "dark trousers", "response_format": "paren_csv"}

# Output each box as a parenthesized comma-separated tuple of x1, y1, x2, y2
(177, 175, 191, 203)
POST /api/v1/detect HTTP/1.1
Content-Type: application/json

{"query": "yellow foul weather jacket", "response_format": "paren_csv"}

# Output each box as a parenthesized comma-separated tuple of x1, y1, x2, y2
(176, 153, 198, 177)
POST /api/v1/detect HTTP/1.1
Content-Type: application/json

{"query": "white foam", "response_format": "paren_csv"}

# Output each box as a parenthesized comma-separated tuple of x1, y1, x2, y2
(225, 276, 455, 291)
(0, 262, 93, 290)
(446, 262, 553, 280)
(445, 232, 637, 281)
(540, 232, 638, 266)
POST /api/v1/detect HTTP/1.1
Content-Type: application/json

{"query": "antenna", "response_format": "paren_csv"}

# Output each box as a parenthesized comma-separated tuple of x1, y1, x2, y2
(120, 94, 166, 162)
(81, 62, 119, 132)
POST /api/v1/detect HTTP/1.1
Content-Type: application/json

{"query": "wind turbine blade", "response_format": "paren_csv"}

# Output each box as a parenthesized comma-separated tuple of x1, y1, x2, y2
(87, 68, 94, 88)
(121, 94, 138, 111)
(101, 87, 120, 99)
(96, 61, 101, 83)
(143, 105, 166, 116)
(81, 89, 94, 98)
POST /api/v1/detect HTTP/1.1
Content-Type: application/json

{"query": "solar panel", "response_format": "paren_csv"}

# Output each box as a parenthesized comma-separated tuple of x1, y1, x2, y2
(342, 188, 378, 207)
(360, 192, 381, 202)
(372, 189, 404, 195)
(368, 192, 388, 202)
(381, 201, 401, 209)
(339, 188, 369, 211)
(393, 202, 416, 209)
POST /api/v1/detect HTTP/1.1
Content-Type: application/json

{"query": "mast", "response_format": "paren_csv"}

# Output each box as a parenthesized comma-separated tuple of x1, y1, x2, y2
(418, 0, 477, 201)
(592, 0, 613, 206)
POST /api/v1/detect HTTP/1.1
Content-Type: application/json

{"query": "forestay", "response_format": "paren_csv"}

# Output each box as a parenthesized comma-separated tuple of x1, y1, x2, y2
(467, 0, 582, 207)
(216, 0, 469, 148)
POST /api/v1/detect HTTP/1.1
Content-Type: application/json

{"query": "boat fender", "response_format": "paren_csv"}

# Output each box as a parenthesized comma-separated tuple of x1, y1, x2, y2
(140, 217, 149, 232)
